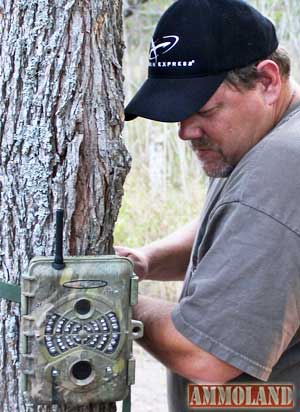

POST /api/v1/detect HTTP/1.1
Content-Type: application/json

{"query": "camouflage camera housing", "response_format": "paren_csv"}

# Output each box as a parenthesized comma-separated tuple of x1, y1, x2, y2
(20, 255, 143, 407)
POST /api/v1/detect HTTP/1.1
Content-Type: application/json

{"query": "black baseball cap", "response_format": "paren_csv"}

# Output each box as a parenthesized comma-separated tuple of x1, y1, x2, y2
(125, 0, 278, 122)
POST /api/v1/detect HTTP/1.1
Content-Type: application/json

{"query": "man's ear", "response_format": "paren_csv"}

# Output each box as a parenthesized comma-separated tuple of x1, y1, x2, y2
(256, 60, 282, 105)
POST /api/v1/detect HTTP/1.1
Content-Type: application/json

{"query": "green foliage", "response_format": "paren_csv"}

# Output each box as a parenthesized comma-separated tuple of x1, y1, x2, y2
(114, 169, 206, 247)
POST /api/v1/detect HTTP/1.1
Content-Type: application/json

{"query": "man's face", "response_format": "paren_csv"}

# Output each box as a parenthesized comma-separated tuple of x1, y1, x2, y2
(178, 82, 270, 177)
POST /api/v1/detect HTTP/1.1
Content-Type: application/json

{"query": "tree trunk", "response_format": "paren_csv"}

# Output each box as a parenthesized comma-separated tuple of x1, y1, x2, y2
(0, 0, 130, 411)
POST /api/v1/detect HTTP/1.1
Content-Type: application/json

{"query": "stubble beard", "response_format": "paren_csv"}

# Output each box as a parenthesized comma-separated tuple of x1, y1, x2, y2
(190, 137, 234, 178)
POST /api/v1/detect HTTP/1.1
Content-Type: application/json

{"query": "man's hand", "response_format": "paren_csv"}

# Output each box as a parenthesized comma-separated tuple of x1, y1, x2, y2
(114, 246, 149, 280)
(114, 219, 199, 282)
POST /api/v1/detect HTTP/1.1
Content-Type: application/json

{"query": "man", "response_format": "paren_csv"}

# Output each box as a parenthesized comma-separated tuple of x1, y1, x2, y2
(117, 0, 300, 411)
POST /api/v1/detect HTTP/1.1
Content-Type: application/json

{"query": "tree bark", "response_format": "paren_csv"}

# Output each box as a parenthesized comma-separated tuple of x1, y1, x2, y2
(0, 0, 130, 411)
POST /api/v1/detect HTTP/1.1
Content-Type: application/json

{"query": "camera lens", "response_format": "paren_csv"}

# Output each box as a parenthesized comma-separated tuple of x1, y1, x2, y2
(71, 361, 92, 381)
(74, 299, 91, 315)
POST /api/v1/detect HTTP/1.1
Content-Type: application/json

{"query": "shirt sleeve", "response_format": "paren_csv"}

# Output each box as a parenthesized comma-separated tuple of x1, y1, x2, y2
(172, 201, 300, 381)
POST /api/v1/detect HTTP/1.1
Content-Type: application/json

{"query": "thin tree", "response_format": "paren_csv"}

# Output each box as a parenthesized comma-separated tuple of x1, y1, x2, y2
(0, 0, 130, 411)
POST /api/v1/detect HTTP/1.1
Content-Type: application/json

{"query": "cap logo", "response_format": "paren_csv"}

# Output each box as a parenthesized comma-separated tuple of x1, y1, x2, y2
(148, 34, 196, 69)
(149, 35, 179, 62)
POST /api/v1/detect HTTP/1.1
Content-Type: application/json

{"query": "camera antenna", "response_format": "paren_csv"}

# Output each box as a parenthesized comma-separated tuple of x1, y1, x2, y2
(52, 209, 65, 270)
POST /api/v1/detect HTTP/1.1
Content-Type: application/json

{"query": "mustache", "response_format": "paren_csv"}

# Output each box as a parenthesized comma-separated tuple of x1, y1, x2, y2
(189, 136, 221, 152)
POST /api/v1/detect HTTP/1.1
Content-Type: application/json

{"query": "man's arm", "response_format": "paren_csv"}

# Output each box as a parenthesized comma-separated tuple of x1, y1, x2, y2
(134, 295, 242, 383)
(115, 219, 198, 281)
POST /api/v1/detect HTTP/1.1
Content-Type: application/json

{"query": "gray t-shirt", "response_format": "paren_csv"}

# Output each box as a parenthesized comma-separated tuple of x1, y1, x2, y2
(169, 105, 300, 412)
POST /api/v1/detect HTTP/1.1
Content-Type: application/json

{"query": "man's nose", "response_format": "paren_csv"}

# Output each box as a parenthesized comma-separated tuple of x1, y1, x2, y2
(178, 118, 203, 141)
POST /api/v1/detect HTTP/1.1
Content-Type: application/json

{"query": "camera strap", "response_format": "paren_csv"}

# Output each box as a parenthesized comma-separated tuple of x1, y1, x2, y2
(0, 280, 21, 303)
(122, 389, 131, 412)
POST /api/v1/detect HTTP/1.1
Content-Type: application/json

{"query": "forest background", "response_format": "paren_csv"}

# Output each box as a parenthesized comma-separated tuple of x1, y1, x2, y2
(115, 1, 300, 411)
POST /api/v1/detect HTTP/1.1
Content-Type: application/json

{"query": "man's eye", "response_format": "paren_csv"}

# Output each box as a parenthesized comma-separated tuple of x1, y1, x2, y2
(199, 109, 214, 118)
(199, 105, 221, 118)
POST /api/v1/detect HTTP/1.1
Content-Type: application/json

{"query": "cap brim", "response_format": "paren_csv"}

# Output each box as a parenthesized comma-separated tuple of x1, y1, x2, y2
(125, 73, 227, 123)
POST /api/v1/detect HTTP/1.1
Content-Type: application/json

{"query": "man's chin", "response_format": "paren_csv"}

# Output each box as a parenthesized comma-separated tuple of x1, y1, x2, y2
(201, 162, 234, 178)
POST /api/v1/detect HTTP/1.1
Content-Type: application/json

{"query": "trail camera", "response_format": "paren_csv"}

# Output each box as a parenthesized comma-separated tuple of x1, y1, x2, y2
(21, 210, 143, 407)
